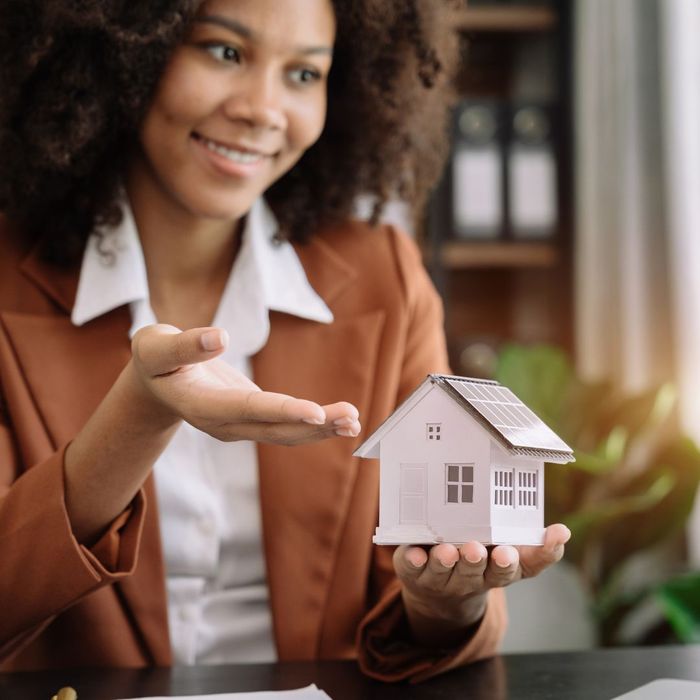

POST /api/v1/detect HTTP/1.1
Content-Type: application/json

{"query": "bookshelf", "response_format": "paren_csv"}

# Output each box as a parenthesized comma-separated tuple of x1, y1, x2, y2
(437, 240, 559, 269)
(426, 0, 573, 376)
(455, 6, 557, 32)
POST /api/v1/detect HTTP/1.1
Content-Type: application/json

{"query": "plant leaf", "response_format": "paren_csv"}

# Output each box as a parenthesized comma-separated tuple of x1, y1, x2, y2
(563, 471, 675, 561)
(656, 573, 700, 643)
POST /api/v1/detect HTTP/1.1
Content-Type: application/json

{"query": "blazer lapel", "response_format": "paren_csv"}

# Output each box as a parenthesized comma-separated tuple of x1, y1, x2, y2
(0, 310, 131, 448)
(254, 235, 386, 659)
(6, 247, 132, 447)
(19, 242, 80, 315)
(4, 250, 171, 665)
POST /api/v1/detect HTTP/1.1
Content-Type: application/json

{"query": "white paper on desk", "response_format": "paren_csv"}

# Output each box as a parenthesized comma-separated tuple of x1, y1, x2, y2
(114, 683, 332, 700)
(611, 678, 700, 699)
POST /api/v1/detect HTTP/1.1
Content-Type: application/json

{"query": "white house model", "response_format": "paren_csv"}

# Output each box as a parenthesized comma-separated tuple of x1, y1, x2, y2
(354, 374, 575, 546)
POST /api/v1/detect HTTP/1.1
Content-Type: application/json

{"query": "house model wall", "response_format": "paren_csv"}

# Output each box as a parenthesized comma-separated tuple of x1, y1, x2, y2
(354, 375, 574, 546)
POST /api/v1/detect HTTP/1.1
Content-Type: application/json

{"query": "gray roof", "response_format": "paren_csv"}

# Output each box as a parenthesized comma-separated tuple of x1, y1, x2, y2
(431, 374, 574, 463)
(354, 373, 575, 464)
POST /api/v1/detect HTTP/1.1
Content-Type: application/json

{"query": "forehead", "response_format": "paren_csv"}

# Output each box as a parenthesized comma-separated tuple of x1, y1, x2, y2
(196, 0, 336, 47)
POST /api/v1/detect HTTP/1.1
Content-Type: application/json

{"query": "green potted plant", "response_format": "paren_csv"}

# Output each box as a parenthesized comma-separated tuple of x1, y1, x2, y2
(496, 344, 700, 645)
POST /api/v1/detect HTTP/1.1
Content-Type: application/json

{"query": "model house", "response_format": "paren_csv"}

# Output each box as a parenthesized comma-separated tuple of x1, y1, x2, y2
(354, 374, 575, 546)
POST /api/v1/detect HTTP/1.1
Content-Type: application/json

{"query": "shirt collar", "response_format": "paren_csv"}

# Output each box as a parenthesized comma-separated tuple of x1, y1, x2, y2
(71, 200, 149, 332)
(71, 197, 333, 355)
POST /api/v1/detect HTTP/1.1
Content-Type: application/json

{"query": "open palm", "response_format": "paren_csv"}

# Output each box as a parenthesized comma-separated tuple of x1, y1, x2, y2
(131, 324, 360, 445)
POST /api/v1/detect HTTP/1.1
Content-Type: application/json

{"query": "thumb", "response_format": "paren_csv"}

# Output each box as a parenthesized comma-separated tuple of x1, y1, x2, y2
(132, 324, 229, 377)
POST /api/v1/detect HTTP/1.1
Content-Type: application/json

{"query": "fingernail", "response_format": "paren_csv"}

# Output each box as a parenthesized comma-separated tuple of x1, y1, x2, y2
(333, 416, 354, 427)
(408, 554, 425, 568)
(302, 416, 326, 425)
(465, 552, 483, 564)
(201, 329, 226, 351)
(495, 556, 515, 568)
(439, 558, 457, 569)
(336, 427, 359, 438)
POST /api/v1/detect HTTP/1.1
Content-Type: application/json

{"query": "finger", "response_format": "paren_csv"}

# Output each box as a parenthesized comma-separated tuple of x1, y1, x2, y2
(519, 524, 571, 579)
(415, 544, 460, 592)
(322, 402, 362, 437)
(545, 523, 572, 548)
(211, 418, 345, 445)
(393, 545, 429, 585)
(483, 545, 520, 588)
(323, 402, 360, 424)
(444, 541, 489, 597)
(334, 421, 362, 438)
(198, 388, 328, 426)
(205, 393, 362, 435)
(245, 391, 328, 425)
(132, 325, 229, 376)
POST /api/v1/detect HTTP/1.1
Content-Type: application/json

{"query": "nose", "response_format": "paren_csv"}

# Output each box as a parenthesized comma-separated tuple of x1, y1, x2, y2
(222, 69, 287, 132)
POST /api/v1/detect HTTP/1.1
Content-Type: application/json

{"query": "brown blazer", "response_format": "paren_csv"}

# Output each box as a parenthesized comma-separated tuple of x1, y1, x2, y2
(0, 216, 506, 682)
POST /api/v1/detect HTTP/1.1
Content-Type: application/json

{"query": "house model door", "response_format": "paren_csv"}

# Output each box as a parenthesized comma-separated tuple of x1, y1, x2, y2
(399, 463, 427, 524)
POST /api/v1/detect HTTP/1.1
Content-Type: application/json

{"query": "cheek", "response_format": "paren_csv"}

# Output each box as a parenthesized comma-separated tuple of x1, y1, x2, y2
(288, 93, 328, 152)
(149, 91, 198, 134)
(146, 57, 218, 135)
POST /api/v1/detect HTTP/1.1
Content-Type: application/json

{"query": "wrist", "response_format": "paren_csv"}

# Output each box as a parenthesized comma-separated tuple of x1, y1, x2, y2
(64, 360, 181, 545)
(401, 589, 488, 647)
(120, 359, 181, 431)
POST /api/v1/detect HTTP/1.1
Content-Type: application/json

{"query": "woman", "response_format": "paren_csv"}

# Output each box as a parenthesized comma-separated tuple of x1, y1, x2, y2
(0, 0, 570, 682)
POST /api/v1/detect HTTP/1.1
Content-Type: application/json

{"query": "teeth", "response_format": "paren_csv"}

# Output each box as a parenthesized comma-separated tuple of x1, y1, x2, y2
(202, 138, 264, 164)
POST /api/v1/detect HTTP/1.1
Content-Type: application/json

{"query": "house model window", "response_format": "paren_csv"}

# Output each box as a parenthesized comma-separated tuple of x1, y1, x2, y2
(426, 423, 441, 440)
(446, 464, 474, 504)
(493, 468, 539, 509)
(493, 469, 514, 507)
(518, 470, 538, 508)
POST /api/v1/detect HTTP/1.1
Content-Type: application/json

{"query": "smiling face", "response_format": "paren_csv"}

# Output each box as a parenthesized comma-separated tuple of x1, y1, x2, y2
(132, 0, 336, 222)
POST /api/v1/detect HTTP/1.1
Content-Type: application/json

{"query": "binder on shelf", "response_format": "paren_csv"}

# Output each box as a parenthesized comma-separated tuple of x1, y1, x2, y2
(451, 101, 505, 240)
(507, 104, 558, 239)
(467, 0, 554, 6)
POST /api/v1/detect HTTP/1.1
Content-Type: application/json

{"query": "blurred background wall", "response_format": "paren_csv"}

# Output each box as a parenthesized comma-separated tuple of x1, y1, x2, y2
(575, 0, 700, 553)
(426, 0, 700, 652)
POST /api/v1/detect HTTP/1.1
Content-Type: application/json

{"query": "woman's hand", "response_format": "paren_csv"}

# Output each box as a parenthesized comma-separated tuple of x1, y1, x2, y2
(130, 324, 361, 445)
(393, 523, 571, 646)
(65, 323, 360, 544)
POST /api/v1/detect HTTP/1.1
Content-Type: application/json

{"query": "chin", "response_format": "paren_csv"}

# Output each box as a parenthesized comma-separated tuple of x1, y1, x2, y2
(180, 191, 259, 222)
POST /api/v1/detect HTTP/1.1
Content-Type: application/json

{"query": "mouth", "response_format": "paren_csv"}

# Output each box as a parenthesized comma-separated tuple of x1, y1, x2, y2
(192, 132, 276, 165)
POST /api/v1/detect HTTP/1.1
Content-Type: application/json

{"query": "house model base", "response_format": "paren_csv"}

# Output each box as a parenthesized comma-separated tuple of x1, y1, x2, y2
(355, 374, 575, 548)
(373, 524, 546, 546)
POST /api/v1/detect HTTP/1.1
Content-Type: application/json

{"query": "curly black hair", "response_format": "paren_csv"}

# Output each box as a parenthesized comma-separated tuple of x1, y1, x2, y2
(0, 0, 458, 266)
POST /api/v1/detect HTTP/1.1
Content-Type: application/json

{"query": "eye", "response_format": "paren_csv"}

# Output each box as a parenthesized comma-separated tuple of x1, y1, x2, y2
(288, 67, 322, 85)
(203, 43, 242, 64)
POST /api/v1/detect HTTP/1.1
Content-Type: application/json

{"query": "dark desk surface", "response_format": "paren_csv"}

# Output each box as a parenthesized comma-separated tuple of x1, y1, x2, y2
(2, 646, 700, 700)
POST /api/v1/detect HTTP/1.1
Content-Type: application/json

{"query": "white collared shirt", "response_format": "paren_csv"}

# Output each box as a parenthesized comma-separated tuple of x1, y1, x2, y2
(72, 198, 333, 664)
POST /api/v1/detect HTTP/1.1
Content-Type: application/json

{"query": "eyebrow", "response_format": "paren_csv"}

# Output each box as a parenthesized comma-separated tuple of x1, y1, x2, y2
(194, 15, 334, 56)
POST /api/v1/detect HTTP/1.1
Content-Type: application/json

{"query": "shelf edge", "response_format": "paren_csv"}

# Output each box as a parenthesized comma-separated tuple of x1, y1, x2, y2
(434, 241, 560, 269)
(454, 6, 557, 33)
